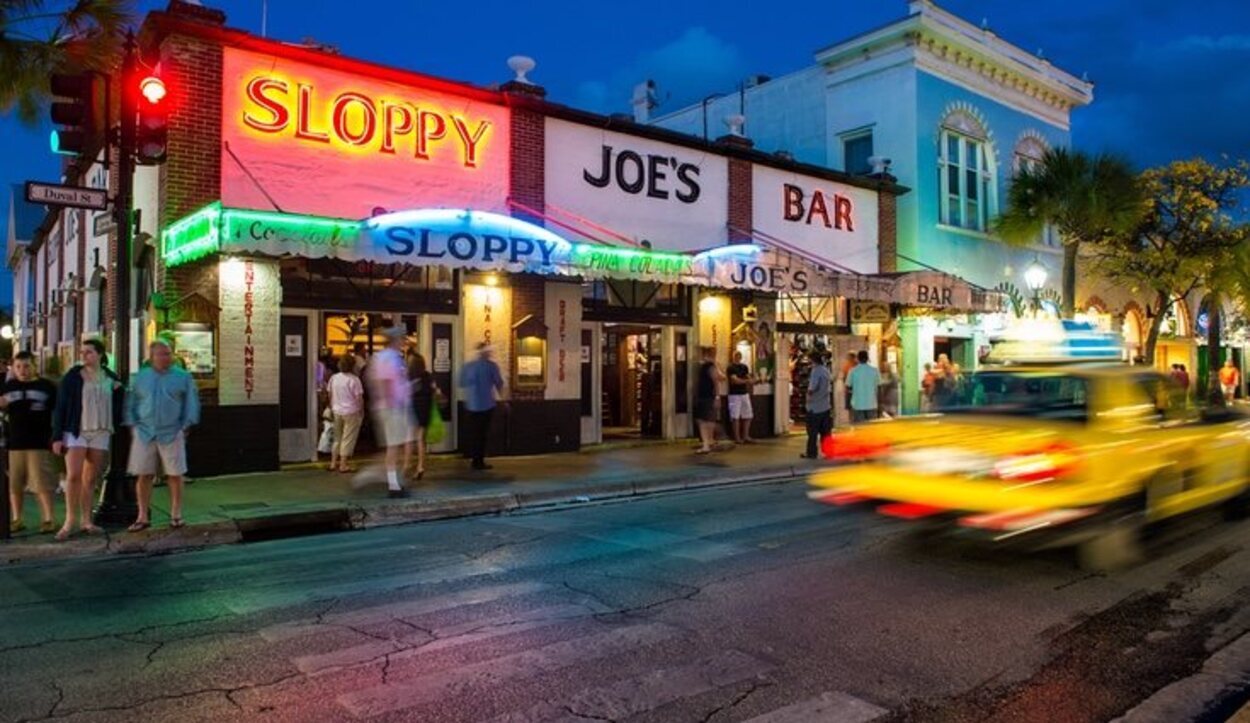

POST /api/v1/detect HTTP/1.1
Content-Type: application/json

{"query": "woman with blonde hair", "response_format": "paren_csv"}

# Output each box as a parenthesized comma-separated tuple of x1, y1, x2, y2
(51, 339, 122, 540)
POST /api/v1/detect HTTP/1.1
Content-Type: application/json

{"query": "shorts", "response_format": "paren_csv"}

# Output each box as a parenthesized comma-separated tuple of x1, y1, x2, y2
(128, 432, 188, 477)
(1223, 384, 1237, 397)
(728, 394, 753, 420)
(64, 431, 111, 451)
(8, 450, 55, 493)
(374, 408, 411, 448)
(694, 397, 718, 423)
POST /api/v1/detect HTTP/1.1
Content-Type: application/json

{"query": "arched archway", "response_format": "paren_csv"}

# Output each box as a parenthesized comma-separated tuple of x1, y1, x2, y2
(1122, 302, 1145, 363)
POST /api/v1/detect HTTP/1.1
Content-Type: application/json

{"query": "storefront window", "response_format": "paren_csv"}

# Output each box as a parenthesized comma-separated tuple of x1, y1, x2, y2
(280, 258, 458, 314)
(583, 280, 692, 324)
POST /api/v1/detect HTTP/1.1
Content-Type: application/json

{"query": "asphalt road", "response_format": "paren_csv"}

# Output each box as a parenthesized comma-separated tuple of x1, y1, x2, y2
(3, 478, 1250, 723)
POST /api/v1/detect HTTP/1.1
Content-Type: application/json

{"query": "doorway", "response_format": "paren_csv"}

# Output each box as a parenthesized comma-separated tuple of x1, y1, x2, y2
(601, 324, 663, 439)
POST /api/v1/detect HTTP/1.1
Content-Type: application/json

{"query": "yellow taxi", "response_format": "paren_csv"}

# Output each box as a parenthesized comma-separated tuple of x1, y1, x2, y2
(808, 326, 1250, 569)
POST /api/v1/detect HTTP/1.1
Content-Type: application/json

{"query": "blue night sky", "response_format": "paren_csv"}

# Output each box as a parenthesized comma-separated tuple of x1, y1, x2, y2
(3, 0, 1249, 261)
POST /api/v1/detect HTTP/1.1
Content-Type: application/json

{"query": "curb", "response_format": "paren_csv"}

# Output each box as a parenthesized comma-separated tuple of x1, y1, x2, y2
(1, 464, 808, 564)
(1112, 631, 1250, 722)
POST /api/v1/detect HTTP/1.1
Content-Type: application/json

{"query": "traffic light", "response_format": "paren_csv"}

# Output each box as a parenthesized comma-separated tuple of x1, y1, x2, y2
(49, 73, 98, 157)
(135, 75, 169, 164)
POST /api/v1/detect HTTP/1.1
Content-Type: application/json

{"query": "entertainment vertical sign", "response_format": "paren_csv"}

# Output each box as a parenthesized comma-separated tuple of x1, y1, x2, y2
(220, 257, 280, 405)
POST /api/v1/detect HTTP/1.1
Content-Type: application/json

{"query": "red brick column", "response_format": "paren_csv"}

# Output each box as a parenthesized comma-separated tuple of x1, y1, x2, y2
(155, 28, 223, 304)
(876, 183, 898, 273)
(503, 85, 548, 402)
(727, 158, 753, 244)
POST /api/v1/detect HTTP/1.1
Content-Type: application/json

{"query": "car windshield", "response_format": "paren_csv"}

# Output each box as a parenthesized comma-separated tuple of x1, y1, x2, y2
(937, 370, 1090, 422)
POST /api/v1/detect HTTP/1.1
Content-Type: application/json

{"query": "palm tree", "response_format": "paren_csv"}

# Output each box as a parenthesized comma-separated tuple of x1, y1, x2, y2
(1, 0, 132, 123)
(996, 148, 1144, 319)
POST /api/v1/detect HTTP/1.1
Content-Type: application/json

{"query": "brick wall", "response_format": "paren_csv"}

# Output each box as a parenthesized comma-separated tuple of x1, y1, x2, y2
(877, 188, 898, 273)
(506, 93, 547, 401)
(157, 30, 223, 302)
(727, 158, 753, 244)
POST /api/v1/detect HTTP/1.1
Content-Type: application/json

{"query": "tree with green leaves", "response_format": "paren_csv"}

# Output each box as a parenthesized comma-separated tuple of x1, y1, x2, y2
(1088, 158, 1250, 368)
(1, 0, 131, 123)
(997, 147, 1144, 319)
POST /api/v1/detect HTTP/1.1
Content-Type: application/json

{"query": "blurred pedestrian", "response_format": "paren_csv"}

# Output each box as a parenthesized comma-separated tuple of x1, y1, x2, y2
(1178, 364, 1191, 399)
(1220, 359, 1240, 404)
(328, 355, 364, 473)
(51, 339, 122, 540)
(126, 339, 200, 532)
(921, 363, 936, 412)
(366, 327, 412, 497)
(847, 350, 881, 423)
(0, 352, 58, 533)
(803, 351, 832, 459)
(694, 346, 724, 454)
(459, 342, 505, 471)
(726, 350, 754, 444)
(408, 353, 442, 481)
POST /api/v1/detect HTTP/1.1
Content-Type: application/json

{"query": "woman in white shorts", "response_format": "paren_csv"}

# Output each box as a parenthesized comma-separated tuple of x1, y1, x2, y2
(51, 339, 122, 540)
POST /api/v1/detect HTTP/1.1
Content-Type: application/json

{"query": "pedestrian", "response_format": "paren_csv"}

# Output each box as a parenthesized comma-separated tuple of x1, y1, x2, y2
(328, 355, 364, 473)
(880, 362, 900, 419)
(366, 327, 412, 497)
(352, 342, 369, 376)
(694, 346, 725, 454)
(803, 351, 832, 459)
(0, 352, 58, 533)
(125, 338, 201, 532)
(847, 350, 882, 423)
(459, 342, 505, 471)
(51, 338, 122, 540)
(921, 363, 936, 412)
(726, 350, 754, 444)
(1178, 364, 1191, 395)
(407, 353, 443, 481)
(840, 351, 857, 413)
(1220, 359, 1240, 404)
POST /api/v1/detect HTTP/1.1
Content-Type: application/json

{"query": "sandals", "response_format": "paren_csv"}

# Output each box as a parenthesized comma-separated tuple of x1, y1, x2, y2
(170, 518, 185, 529)
(55, 527, 74, 542)
(9, 520, 26, 534)
(128, 521, 151, 533)
(40, 521, 57, 534)
(81, 525, 104, 536)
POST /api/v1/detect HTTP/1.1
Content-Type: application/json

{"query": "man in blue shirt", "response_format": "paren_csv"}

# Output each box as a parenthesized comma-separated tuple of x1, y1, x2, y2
(803, 351, 832, 459)
(125, 339, 201, 531)
(847, 350, 882, 423)
(459, 342, 505, 470)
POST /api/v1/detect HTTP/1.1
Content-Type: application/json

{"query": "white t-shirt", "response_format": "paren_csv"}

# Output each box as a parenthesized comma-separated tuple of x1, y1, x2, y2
(328, 372, 364, 416)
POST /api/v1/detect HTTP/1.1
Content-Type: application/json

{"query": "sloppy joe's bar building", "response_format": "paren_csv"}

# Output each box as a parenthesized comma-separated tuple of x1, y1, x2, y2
(136, 2, 987, 476)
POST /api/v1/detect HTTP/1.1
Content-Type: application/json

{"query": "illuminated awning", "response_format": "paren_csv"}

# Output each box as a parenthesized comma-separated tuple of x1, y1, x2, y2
(160, 203, 901, 302)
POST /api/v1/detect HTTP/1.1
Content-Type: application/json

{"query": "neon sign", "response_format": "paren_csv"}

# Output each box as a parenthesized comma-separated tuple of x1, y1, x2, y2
(162, 204, 832, 296)
(241, 75, 492, 167)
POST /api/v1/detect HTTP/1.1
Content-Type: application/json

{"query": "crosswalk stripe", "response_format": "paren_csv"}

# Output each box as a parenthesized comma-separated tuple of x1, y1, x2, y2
(295, 602, 594, 675)
(483, 650, 773, 723)
(258, 581, 549, 642)
(336, 622, 678, 718)
(741, 691, 887, 723)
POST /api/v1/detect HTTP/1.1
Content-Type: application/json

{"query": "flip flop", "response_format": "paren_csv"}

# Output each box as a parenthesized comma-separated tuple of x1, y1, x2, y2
(128, 521, 151, 533)
(170, 518, 185, 529)
(55, 527, 75, 541)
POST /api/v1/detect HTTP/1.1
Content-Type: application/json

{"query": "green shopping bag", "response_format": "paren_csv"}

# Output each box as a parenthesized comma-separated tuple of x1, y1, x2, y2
(426, 404, 446, 445)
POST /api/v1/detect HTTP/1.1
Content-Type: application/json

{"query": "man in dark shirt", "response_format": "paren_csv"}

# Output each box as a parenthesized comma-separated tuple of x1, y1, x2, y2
(726, 350, 754, 444)
(0, 352, 58, 533)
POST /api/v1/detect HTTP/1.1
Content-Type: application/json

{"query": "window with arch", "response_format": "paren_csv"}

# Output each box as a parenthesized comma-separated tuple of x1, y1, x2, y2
(938, 110, 995, 232)
(1013, 134, 1058, 247)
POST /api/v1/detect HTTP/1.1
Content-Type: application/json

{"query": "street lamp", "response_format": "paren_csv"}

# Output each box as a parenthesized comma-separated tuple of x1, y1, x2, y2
(0, 324, 12, 341)
(1024, 256, 1048, 316)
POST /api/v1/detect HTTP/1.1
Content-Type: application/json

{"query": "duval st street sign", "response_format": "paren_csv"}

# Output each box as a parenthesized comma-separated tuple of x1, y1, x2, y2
(25, 181, 108, 211)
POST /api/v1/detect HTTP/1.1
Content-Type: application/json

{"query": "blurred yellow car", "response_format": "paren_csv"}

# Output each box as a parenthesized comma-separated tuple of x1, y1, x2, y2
(808, 362, 1250, 569)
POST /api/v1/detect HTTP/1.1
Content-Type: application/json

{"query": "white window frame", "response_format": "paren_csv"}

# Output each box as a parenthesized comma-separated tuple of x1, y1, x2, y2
(939, 127, 994, 232)
(1013, 137, 1058, 248)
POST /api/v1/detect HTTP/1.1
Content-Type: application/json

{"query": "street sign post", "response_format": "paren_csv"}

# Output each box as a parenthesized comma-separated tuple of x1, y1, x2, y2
(92, 212, 116, 236)
(25, 181, 108, 211)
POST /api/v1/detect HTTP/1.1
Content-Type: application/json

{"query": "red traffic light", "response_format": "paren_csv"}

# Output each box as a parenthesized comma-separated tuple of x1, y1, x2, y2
(139, 76, 166, 105)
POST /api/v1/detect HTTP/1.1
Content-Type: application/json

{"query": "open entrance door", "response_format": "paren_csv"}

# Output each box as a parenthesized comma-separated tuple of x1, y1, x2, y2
(601, 324, 663, 440)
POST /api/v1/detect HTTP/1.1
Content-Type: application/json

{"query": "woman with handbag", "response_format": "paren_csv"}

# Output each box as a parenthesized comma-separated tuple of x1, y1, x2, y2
(407, 353, 443, 481)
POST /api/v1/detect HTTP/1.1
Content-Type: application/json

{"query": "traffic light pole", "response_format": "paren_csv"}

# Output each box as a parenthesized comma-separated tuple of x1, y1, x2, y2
(94, 32, 137, 526)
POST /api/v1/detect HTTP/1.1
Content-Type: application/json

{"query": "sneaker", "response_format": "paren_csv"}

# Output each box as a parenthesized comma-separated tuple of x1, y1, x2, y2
(10, 520, 26, 533)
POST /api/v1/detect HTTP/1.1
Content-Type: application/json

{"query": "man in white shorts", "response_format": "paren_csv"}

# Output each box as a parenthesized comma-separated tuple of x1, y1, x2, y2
(125, 339, 201, 531)
(726, 350, 755, 444)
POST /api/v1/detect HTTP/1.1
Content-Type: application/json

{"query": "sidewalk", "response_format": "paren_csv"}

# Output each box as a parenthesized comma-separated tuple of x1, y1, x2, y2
(2, 435, 818, 563)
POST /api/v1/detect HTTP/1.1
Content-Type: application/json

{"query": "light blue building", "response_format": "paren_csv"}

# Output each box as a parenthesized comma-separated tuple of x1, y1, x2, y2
(652, 0, 1096, 412)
